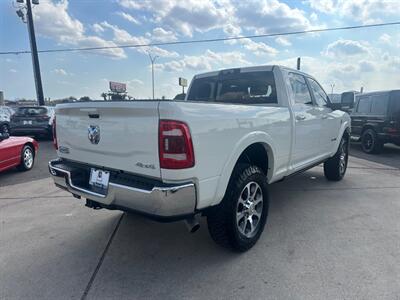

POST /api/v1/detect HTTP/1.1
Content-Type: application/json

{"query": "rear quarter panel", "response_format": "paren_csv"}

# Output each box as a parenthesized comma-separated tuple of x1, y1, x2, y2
(159, 101, 291, 209)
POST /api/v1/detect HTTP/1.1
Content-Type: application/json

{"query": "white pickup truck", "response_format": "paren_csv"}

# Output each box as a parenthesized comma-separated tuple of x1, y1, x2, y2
(49, 65, 350, 252)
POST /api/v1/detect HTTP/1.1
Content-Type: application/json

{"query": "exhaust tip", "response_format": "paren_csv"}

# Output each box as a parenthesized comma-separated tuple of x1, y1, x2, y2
(185, 216, 200, 233)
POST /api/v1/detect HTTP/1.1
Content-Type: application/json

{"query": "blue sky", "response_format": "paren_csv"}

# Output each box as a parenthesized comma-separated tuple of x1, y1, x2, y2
(1, 0, 400, 100)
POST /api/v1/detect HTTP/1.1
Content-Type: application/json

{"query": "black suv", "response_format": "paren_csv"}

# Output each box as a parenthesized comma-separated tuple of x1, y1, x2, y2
(351, 90, 400, 154)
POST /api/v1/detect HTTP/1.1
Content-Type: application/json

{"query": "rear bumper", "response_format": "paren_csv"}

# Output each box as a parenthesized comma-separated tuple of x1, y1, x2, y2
(10, 125, 51, 135)
(48, 159, 197, 220)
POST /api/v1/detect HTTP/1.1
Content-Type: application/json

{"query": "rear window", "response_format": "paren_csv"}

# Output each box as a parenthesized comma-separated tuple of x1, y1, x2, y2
(370, 94, 389, 115)
(15, 107, 48, 116)
(187, 71, 277, 104)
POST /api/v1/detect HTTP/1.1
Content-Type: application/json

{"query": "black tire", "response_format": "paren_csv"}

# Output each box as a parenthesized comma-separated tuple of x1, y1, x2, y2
(17, 145, 35, 171)
(324, 135, 349, 181)
(1, 123, 9, 135)
(207, 164, 269, 252)
(361, 129, 382, 154)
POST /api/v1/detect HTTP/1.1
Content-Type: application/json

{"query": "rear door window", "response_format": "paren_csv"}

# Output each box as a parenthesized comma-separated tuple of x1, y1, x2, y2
(187, 71, 277, 104)
(370, 94, 389, 115)
(288, 73, 313, 105)
(356, 97, 371, 114)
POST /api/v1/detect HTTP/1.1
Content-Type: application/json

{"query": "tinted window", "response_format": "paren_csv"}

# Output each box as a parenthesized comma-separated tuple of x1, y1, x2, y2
(370, 94, 388, 115)
(16, 107, 47, 116)
(187, 71, 277, 104)
(308, 78, 328, 107)
(356, 97, 371, 114)
(390, 92, 400, 117)
(288, 73, 313, 105)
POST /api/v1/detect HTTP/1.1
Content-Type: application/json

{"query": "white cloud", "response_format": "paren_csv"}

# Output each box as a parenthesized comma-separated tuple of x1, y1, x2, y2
(236, 0, 313, 34)
(53, 68, 68, 75)
(307, 0, 399, 23)
(359, 61, 376, 72)
(324, 39, 370, 58)
(379, 33, 391, 44)
(33, 0, 125, 59)
(118, 0, 236, 37)
(100, 22, 178, 58)
(240, 38, 279, 56)
(155, 49, 249, 72)
(92, 23, 104, 33)
(128, 79, 144, 85)
(275, 37, 292, 47)
(149, 27, 178, 42)
(116, 12, 141, 25)
(9, 69, 17, 73)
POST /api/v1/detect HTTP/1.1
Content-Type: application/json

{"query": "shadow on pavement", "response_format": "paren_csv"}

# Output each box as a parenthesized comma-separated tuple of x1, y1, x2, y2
(350, 142, 400, 169)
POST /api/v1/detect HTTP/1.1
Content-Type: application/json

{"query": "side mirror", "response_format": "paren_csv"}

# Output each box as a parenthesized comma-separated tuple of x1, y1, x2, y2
(328, 103, 343, 111)
(0, 132, 10, 141)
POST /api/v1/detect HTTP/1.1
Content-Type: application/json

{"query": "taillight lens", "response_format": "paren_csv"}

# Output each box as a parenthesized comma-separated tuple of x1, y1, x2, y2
(159, 120, 194, 169)
(52, 117, 58, 150)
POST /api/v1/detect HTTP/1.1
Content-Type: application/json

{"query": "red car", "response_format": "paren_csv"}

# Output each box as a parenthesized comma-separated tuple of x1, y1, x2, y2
(0, 133, 38, 172)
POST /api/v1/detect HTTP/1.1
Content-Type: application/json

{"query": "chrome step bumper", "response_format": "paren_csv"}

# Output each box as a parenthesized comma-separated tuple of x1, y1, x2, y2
(48, 159, 197, 218)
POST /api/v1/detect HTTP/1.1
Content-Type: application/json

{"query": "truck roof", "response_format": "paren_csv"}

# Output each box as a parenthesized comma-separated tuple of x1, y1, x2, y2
(194, 65, 312, 79)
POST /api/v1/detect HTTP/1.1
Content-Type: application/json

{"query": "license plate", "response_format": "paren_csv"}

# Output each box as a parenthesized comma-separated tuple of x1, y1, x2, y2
(89, 169, 110, 189)
(23, 120, 32, 125)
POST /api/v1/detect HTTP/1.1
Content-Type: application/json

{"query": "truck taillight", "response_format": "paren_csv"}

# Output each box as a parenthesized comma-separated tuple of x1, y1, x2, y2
(52, 117, 58, 150)
(159, 120, 194, 169)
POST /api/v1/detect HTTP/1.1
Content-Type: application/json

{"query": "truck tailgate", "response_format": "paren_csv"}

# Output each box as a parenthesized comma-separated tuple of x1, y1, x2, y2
(55, 101, 161, 178)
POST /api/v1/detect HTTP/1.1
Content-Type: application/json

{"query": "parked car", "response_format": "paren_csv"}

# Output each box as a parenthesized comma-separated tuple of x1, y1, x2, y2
(0, 132, 38, 173)
(10, 106, 55, 139)
(49, 65, 351, 251)
(350, 90, 400, 154)
(0, 111, 10, 134)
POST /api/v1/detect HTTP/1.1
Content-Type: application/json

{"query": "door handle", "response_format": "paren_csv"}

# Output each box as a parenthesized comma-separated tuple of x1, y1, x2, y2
(296, 115, 306, 121)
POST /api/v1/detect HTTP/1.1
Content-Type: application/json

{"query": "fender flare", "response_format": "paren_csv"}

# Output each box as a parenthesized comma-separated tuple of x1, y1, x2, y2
(333, 120, 351, 154)
(212, 131, 276, 206)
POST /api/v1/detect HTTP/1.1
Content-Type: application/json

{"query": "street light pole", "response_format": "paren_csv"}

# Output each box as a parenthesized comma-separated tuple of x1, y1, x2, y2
(25, 0, 45, 106)
(330, 83, 335, 95)
(148, 53, 158, 100)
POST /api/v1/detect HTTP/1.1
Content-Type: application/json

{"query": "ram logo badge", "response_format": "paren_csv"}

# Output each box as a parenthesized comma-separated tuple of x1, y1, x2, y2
(88, 125, 100, 145)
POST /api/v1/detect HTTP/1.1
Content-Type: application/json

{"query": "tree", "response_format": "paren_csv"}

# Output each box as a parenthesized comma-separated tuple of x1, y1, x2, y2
(79, 96, 91, 102)
(101, 93, 108, 101)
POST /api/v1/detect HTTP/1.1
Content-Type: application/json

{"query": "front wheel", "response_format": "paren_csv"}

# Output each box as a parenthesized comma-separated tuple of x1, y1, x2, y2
(324, 135, 349, 181)
(17, 145, 35, 171)
(207, 164, 269, 252)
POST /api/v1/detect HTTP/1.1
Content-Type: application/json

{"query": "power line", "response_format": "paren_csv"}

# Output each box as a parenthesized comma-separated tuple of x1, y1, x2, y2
(1, 21, 400, 55)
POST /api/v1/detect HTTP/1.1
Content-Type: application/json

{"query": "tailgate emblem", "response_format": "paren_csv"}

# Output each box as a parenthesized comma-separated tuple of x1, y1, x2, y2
(88, 125, 100, 144)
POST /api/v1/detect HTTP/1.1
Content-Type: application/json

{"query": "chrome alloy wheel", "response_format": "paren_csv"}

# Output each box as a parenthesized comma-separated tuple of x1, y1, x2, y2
(236, 181, 263, 238)
(339, 141, 348, 175)
(23, 148, 34, 169)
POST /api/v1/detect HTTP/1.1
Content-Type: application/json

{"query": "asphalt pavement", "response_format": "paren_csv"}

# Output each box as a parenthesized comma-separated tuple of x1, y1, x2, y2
(1, 141, 399, 299)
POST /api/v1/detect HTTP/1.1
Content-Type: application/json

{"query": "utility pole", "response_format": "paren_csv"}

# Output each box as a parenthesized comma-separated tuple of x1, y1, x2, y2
(16, 0, 44, 106)
(296, 57, 301, 70)
(148, 53, 158, 100)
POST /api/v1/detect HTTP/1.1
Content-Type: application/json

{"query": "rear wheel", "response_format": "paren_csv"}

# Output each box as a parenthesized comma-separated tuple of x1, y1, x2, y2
(324, 135, 349, 181)
(361, 129, 382, 154)
(207, 164, 269, 252)
(17, 145, 35, 171)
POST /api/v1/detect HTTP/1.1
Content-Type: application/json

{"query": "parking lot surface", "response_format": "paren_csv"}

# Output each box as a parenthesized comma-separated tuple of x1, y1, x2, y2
(1, 141, 399, 299)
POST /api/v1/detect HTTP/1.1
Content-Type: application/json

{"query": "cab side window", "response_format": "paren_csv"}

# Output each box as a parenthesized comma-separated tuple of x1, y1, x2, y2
(356, 97, 372, 114)
(288, 73, 313, 105)
(308, 78, 328, 107)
